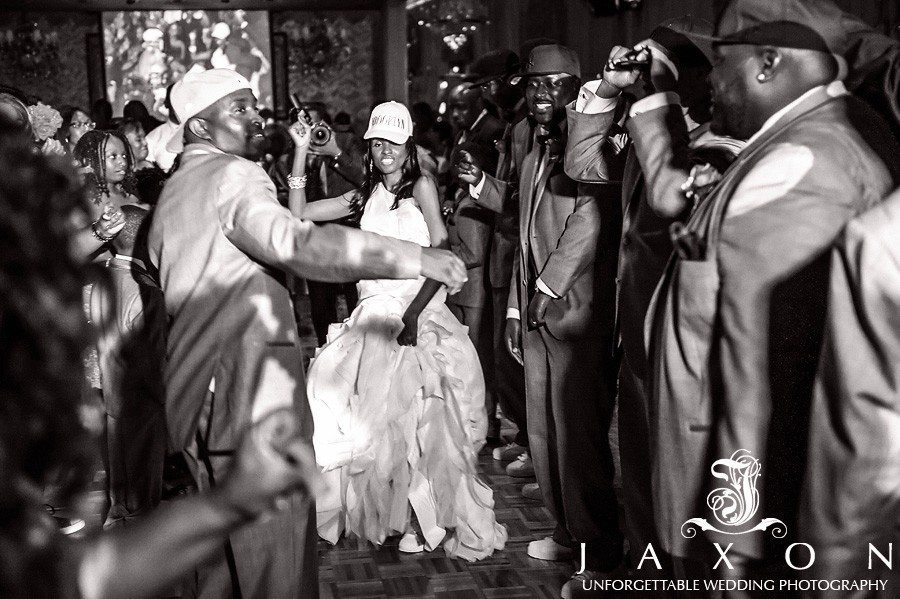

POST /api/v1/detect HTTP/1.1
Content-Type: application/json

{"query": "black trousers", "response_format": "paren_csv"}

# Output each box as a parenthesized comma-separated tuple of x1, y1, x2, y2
(491, 285, 528, 446)
(522, 324, 623, 571)
(307, 280, 359, 346)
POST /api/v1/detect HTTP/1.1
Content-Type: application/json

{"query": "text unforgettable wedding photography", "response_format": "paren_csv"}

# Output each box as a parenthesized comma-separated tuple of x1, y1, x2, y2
(0, 0, 897, 597)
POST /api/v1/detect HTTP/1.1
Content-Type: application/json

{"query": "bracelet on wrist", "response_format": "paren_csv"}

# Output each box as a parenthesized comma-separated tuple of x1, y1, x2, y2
(91, 220, 116, 243)
(287, 174, 308, 190)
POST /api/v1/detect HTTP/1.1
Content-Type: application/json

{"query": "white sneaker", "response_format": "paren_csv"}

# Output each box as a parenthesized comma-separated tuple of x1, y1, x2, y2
(527, 536, 573, 561)
(398, 532, 424, 553)
(560, 571, 609, 599)
(492, 442, 527, 462)
(521, 482, 542, 501)
(506, 453, 535, 478)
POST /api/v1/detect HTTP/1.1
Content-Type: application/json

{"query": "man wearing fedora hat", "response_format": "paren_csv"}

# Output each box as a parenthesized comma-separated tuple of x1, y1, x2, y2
(459, 44, 624, 596)
(148, 68, 466, 598)
(643, 0, 894, 585)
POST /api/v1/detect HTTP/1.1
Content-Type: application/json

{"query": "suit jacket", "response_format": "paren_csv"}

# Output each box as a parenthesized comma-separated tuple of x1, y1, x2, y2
(645, 83, 892, 559)
(800, 190, 900, 597)
(474, 118, 619, 341)
(446, 191, 493, 308)
(488, 106, 529, 289)
(148, 144, 423, 452)
(565, 101, 740, 380)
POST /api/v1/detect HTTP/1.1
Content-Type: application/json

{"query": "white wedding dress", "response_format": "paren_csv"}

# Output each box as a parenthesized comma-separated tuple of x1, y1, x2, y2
(307, 183, 507, 561)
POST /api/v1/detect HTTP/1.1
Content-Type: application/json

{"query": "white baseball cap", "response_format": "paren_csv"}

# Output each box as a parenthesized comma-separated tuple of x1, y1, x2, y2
(363, 101, 413, 145)
(165, 68, 253, 153)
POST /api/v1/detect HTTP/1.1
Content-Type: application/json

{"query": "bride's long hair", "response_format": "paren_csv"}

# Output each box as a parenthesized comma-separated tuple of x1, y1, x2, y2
(349, 138, 421, 215)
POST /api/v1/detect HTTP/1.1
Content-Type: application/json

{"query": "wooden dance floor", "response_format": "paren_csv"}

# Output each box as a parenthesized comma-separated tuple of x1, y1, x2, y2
(299, 295, 578, 599)
(317, 446, 574, 599)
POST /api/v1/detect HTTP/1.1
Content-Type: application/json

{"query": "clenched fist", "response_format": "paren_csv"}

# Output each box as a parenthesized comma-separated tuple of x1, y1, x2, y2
(420, 247, 467, 294)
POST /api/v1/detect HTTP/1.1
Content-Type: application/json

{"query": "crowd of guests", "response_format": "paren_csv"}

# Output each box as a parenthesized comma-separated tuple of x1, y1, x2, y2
(0, 0, 899, 597)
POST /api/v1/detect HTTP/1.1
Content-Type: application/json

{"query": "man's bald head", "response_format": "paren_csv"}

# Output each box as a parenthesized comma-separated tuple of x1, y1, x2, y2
(709, 43, 839, 140)
(447, 83, 484, 133)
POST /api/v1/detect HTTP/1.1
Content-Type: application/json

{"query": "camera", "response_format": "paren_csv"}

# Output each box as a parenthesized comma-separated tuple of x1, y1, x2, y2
(606, 46, 651, 71)
(289, 93, 333, 147)
(310, 123, 332, 147)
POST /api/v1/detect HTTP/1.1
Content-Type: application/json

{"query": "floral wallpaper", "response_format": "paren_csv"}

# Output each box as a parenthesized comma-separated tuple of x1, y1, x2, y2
(274, 11, 377, 123)
(0, 11, 98, 110)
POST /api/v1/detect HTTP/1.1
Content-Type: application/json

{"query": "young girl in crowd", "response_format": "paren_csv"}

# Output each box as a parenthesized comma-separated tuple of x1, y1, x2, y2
(290, 101, 507, 561)
(70, 129, 145, 256)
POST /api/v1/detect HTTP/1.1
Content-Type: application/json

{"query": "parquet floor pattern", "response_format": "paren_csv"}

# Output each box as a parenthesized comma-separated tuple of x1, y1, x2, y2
(296, 295, 576, 598)
(316, 446, 575, 599)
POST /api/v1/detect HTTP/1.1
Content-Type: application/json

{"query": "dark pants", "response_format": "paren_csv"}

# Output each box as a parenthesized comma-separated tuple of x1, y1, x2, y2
(307, 279, 359, 346)
(617, 352, 660, 558)
(449, 302, 495, 424)
(522, 324, 622, 571)
(102, 406, 166, 527)
(492, 285, 528, 446)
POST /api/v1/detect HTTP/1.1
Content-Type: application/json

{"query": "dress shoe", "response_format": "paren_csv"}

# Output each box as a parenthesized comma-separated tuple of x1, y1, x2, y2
(521, 482, 542, 500)
(561, 571, 610, 599)
(506, 453, 535, 478)
(398, 532, 424, 553)
(527, 536, 573, 561)
(492, 442, 527, 462)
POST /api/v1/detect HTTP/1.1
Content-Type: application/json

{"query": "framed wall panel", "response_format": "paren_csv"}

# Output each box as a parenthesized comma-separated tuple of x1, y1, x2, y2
(85, 32, 105, 108)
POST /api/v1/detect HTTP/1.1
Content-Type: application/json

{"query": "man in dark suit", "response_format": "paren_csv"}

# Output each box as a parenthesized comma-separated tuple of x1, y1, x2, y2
(565, 18, 743, 584)
(466, 50, 532, 469)
(446, 81, 505, 439)
(148, 68, 466, 599)
(458, 44, 623, 597)
(447, 142, 496, 407)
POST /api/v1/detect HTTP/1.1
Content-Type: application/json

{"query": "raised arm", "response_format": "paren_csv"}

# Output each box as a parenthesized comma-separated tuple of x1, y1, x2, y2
(286, 119, 355, 222)
(564, 78, 627, 183)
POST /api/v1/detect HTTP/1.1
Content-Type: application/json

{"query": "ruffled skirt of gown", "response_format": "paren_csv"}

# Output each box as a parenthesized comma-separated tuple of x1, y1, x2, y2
(307, 289, 507, 561)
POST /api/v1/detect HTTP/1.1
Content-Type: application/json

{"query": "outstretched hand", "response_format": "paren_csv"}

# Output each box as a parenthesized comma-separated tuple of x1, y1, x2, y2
(455, 150, 483, 186)
(420, 247, 467, 295)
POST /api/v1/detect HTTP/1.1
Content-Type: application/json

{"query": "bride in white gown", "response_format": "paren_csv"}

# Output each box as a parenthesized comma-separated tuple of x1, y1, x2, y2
(287, 101, 507, 561)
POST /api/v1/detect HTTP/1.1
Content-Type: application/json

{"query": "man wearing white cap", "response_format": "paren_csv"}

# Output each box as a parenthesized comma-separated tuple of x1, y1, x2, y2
(148, 69, 465, 598)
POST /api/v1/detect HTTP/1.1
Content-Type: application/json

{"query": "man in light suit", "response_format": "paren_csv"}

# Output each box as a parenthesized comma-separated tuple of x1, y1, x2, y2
(148, 69, 466, 599)
(800, 190, 900, 599)
(458, 45, 623, 597)
(645, 0, 893, 586)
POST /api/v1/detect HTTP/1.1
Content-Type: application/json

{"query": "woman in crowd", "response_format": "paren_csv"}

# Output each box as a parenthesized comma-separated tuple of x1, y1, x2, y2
(118, 117, 167, 205)
(0, 114, 320, 599)
(57, 105, 94, 155)
(290, 101, 507, 561)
